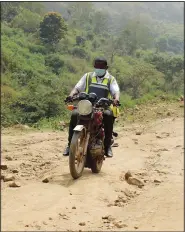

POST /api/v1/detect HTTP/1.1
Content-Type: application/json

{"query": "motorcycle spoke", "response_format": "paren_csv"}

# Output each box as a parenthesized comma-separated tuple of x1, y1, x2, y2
(74, 134, 85, 171)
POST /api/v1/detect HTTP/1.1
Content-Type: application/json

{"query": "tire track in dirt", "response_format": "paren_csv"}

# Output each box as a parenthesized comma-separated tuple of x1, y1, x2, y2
(1, 116, 184, 231)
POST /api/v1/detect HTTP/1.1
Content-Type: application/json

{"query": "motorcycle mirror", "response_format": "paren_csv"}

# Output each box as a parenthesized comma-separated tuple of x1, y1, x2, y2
(79, 92, 88, 100)
(89, 92, 97, 102)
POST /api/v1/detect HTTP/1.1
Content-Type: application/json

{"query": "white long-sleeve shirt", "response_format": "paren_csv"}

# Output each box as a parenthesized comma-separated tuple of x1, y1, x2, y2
(75, 71, 120, 97)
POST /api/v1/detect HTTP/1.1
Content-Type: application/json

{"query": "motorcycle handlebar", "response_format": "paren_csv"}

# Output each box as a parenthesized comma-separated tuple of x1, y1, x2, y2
(64, 96, 121, 107)
(64, 95, 79, 103)
(96, 98, 121, 107)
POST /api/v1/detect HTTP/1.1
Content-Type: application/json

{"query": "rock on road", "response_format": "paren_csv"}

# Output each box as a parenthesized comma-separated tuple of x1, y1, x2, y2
(1, 116, 184, 231)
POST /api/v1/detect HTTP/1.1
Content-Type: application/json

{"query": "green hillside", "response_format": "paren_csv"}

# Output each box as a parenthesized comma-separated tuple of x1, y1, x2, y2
(1, 2, 184, 128)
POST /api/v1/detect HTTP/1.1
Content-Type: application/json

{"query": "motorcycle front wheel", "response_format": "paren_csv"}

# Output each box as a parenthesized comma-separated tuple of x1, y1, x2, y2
(69, 130, 86, 179)
(91, 157, 103, 173)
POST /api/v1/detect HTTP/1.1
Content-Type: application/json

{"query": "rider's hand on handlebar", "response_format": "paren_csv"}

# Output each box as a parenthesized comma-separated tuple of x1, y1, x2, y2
(64, 96, 73, 103)
(113, 99, 120, 106)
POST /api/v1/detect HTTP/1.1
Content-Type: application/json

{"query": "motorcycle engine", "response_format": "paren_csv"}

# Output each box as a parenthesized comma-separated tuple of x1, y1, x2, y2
(88, 111, 104, 157)
(89, 139, 104, 157)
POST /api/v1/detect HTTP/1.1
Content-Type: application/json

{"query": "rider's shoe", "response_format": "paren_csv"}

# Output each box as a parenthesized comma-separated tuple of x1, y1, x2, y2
(105, 146, 113, 158)
(63, 146, 70, 156)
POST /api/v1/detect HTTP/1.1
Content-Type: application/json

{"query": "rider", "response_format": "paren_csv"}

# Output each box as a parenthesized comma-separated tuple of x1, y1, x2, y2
(63, 57, 120, 158)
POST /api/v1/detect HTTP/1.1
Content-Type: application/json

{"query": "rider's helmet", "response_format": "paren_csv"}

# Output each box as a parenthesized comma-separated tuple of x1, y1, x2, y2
(94, 57, 108, 69)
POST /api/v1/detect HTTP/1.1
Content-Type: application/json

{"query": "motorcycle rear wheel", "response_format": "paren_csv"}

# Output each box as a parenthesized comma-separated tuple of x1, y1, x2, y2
(69, 130, 86, 179)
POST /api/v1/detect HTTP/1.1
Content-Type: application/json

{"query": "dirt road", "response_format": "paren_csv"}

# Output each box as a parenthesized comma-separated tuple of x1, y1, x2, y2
(1, 110, 184, 231)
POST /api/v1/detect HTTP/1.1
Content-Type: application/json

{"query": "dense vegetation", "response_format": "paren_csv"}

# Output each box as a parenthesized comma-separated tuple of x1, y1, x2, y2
(1, 2, 184, 128)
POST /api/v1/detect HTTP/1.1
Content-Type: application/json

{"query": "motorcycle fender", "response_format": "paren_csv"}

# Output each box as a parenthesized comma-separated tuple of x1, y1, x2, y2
(73, 125, 85, 132)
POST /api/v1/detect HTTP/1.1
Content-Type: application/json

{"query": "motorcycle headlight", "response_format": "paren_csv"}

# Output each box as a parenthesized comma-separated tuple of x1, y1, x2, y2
(78, 100, 92, 115)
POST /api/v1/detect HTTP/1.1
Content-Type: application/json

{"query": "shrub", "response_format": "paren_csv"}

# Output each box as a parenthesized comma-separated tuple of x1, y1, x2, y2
(45, 54, 65, 74)
(71, 47, 89, 59)
(11, 9, 41, 33)
(76, 36, 86, 46)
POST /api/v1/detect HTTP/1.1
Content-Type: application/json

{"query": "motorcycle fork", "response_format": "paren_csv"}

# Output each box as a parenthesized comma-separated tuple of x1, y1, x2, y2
(77, 118, 91, 156)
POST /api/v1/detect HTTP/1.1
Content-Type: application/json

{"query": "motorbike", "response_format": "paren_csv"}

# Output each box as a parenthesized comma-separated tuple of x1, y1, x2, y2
(65, 92, 120, 179)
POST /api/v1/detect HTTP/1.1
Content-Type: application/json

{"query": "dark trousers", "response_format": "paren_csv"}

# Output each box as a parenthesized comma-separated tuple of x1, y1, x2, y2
(68, 109, 114, 150)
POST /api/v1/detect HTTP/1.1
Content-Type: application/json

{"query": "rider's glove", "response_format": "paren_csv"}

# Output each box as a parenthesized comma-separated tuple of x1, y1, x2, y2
(64, 96, 73, 103)
(113, 99, 120, 106)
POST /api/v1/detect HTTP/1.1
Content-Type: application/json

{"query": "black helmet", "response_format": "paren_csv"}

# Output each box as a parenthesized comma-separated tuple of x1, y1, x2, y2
(94, 57, 108, 68)
(94, 57, 108, 66)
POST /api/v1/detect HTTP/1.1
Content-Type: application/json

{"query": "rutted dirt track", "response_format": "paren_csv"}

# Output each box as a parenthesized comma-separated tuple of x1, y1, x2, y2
(1, 108, 184, 231)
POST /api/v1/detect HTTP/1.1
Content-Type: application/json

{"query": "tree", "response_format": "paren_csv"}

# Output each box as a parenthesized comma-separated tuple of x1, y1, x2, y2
(1, 2, 21, 22)
(168, 36, 183, 54)
(103, 36, 123, 64)
(156, 36, 169, 53)
(142, 52, 184, 82)
(118, 29, 136, 56)
(138, 51, 184, 93)
(118, 15, 154, 56)
(124, 61, 164, 99)
(21, 2, 46, 15)
(170, 70, 184, 94)
(92, 11, 109, 35)
(68, 2, 95, 30)
(11, 9, 41, 33)
(39, 12, 67, 45)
